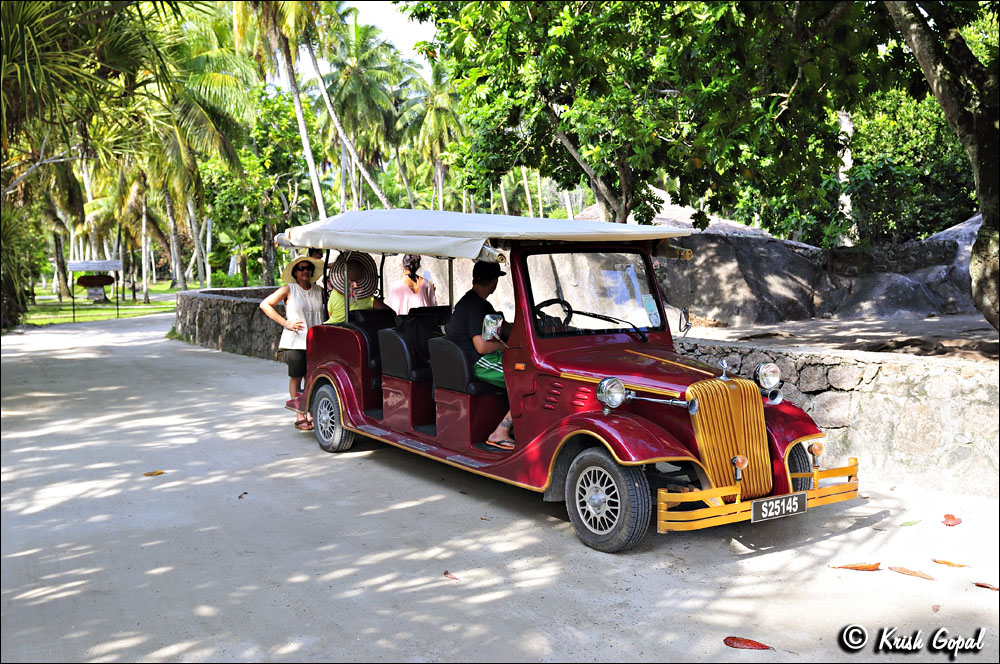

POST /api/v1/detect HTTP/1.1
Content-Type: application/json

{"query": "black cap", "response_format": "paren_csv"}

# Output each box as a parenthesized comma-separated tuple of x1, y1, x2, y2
(473, 261, 506, 283)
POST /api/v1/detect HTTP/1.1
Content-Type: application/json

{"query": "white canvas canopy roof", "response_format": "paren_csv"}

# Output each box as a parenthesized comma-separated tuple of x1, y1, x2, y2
(275, 209, 691, 261)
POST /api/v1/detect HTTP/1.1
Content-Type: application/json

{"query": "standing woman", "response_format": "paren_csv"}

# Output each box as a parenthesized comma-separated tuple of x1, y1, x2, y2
(260, 253, 326, 430)
(385, 254, 437, 315)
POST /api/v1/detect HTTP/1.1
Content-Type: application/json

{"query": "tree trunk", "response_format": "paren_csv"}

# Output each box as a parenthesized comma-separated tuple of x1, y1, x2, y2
(885, 0, 998, 329)
(163, 184, 187, 290)
(141, 195, 150, 304)
(277, 31, 327, 220)
(563, 190, 575, 219)
(186, 198, 207, 288)
(52, 231, 70, 301)
(395, 147, 416, 209)
(537, 171, 544, 217)
(436, 160, 445, 211)
(205, 217, 212, 288)
(262, 223, 275, 286)
(239, 252, 248, 287)
(339, 140, 348, 213)
(499, 177, 509, 215)
(306, 40, 391, 210)
(521, 166, 534, 216)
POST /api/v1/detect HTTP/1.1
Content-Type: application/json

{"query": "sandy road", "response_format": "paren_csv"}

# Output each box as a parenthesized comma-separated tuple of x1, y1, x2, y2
(2, 314, 997, 662)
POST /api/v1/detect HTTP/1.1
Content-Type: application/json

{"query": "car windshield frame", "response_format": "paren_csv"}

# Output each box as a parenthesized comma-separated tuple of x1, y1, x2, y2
(521, 247, 668, 340)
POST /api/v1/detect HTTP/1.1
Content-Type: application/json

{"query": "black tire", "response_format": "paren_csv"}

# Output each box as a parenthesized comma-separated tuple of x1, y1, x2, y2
(564, 447, 651, 553)
(312, 384, 356, 453)
(788, 443, 811, 492)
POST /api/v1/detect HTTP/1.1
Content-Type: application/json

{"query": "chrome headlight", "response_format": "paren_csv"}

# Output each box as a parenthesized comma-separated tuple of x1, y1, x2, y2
(754, 363, 781, 390)
(596, 377, 627, 409)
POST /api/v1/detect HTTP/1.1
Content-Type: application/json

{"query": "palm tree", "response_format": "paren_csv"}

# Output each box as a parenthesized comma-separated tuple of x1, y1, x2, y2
(405, 60, 463, 211)
(304, 3, 392, 209)
(234, 1, 328, 219)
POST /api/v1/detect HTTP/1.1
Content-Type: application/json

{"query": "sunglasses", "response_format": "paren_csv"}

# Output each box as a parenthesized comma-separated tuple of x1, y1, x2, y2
(293, 264, 315, 273)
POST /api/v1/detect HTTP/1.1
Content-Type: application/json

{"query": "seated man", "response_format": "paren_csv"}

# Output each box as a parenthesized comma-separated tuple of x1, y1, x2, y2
(324, 251, 391, 324)
(445, 261, 515, 451)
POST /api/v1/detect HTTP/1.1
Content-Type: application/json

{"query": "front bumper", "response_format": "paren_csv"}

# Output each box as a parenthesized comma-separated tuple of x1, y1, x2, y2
(656, 458, 859, 533)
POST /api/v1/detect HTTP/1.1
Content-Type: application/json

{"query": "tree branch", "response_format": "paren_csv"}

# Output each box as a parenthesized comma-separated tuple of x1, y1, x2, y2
(545, 102, 623, 217)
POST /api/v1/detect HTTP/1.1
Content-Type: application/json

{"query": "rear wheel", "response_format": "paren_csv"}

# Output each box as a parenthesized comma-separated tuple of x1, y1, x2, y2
(312, 384, 356, 453)
(564, 448, 651, 553)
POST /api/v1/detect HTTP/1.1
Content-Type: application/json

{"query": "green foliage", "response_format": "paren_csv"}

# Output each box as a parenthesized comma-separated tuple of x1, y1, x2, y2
(850, 90, 976, 240)
(200, 85, 314, 281)
(210, 270, 246, 288)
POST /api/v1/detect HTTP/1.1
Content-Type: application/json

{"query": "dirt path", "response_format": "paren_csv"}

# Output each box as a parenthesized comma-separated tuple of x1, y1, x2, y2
(3, 315, 997, 662)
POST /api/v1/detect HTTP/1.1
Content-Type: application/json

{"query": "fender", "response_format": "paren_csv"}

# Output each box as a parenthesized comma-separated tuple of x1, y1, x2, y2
(304, 362, 363, 427)
(765, 400, 825, 495)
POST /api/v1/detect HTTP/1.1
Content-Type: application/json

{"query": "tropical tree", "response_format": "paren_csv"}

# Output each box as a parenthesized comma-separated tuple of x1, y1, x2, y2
(235, 1, 327, 219)
(404, 59, 463, 210)
(305, 3, 393, 209)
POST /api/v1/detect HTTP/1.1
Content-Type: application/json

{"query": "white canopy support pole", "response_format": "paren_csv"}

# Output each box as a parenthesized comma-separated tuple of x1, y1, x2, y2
(448, 258, 454, 308)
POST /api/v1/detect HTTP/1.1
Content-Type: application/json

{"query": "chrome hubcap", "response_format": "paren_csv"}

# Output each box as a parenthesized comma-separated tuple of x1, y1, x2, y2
(575, 466, 621, 535)
(317, 397, 337, 442)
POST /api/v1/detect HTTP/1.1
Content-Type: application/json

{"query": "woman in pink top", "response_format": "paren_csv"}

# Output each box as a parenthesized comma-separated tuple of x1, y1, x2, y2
(386, 254, 437, 315)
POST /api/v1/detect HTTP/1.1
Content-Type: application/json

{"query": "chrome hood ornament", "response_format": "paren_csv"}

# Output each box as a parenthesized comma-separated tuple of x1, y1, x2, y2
(718, 359, 730, 380)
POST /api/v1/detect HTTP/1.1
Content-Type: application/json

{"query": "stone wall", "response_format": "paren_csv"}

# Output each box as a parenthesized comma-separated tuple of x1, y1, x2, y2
(174, 288, 999, 497)
(175, 288, 284, 360)
(678, 338, 999, 497)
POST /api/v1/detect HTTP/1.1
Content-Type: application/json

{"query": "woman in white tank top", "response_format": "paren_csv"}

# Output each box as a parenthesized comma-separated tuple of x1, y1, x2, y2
(260, 254, 326, 430)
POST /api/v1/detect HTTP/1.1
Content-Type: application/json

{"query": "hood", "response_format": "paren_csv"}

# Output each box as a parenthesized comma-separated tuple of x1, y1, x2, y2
(544, 343, 724, 397)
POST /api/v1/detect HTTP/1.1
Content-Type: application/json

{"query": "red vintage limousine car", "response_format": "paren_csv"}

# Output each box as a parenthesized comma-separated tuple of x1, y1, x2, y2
(278, 210, 859, 552)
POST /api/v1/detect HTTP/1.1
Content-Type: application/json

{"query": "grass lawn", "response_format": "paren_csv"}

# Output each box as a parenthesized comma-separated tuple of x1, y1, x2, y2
(25, 281, 180, 326)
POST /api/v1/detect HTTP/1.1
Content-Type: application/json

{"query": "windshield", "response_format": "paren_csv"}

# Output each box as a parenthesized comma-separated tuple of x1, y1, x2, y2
(525, 251, 665, 338)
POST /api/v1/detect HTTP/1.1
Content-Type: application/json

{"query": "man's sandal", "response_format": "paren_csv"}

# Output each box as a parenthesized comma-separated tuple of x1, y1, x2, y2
(294, 417, 313, 431)
(484, 439, 515, 451)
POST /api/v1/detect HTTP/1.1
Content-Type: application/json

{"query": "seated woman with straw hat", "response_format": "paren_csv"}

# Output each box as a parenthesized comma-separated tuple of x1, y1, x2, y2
(260, 253, 326, 430)
(324, 251, 391, 324)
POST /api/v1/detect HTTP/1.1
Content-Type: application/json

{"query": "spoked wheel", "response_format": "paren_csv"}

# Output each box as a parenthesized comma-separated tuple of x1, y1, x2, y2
(312, 384, 356, 453)
(565, 447, 651, 552)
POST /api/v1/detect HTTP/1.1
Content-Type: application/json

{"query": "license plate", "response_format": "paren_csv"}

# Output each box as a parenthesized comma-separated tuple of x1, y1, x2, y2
(751, 492, 806, 523)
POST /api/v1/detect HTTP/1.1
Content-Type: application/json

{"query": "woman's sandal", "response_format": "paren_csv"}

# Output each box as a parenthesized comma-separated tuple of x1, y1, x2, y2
(294, 417, 313, 431)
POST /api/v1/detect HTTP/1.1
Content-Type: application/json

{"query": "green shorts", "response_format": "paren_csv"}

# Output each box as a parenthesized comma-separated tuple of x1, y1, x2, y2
(473, 350, 505, 388)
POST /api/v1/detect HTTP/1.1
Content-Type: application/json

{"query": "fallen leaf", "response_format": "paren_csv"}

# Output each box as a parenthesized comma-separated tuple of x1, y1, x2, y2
(889, 566, 935, 581)
(833, 562, 881, 571)
(900, 520, 921, 527)
(860, 494, 870, 499)
(143, 470, 164, 476)
(890, 485, 897, 491)
(238, 492, 248, 500)
(932, 558, 968, 567)
(480, 516, 490, 521)
(459, 490, 468, 495)
(942, 514, 962, 527)
(932, 605, 941, 613)
(443, 570, 459, 581)
(723, 636, 773, 650)
(972, 582, 999, 591)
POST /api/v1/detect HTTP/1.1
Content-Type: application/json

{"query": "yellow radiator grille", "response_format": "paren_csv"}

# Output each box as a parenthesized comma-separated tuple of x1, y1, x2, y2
(686, 378, 772, 501)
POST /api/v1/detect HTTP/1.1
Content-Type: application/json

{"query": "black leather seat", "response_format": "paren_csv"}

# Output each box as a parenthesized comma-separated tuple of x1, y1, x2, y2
(343, 308, 398, 372)
(428, 337, 505, 395)
(379, 328, 432, 382)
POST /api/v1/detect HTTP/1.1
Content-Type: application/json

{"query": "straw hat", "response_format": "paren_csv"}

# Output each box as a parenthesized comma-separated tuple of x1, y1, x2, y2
(281, 254, 325, 285)
(328, 252, 378, 297)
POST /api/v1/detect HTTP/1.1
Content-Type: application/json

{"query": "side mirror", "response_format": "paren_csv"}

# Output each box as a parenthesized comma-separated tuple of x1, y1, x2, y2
(482, 314, 503, 342)
(678, 307, 693, 340)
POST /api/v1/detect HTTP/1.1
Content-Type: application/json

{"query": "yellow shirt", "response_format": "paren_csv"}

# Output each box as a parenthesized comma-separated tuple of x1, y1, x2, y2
(326, 293, 374, 324)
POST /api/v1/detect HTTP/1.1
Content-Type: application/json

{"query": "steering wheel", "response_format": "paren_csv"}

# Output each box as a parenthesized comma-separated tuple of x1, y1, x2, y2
(533, 298, 574, 327)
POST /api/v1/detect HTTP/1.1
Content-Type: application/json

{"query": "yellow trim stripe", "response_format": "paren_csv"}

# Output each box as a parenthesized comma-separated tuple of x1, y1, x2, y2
(558, 372, 680, 398)
(625, 349, 714, 376)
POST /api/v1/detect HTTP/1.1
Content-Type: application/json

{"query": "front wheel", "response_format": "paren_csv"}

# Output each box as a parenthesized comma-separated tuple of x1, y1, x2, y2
(564, 448, 651, 552)
(312, 384, 356, 453)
